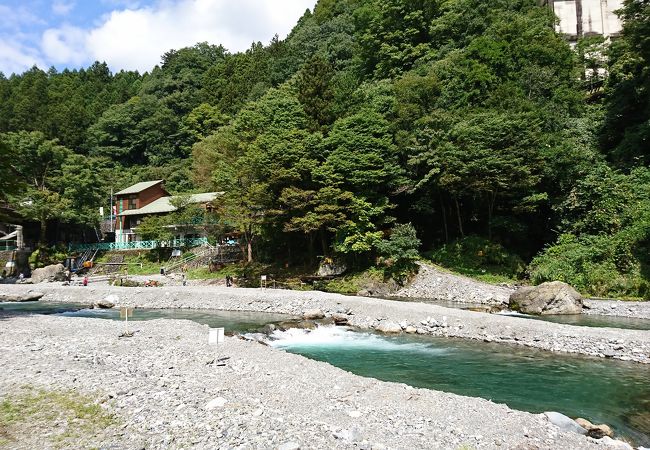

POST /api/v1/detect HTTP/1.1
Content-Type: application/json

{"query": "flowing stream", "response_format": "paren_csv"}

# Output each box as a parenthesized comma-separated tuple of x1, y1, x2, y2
(2, 301, 649, 445)
(388, 297, 650, 331)
(269, 326, 650, 446)
(0, 301, 290, 334)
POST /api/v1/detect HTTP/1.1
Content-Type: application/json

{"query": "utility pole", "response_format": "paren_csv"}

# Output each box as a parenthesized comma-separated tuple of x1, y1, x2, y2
(110, 187, 114, 233)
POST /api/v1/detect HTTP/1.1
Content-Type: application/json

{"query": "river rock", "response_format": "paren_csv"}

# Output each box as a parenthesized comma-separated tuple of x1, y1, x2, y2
(261, 323, 276, 334)
(303, 309, 325, 320)
(543, 412, 587, 435)
(94, 294, 118, 309)
(376, 321, 402, 333)
(94, 299, 115, 309)
(317, 260, 347, 277)
(205, 397, 227, 410)
(599, 436, 633, 450)
(575, 418, 613, 439)
(510, 282, 583, 315)
(30, 264, 66, 283)
(333, 427, 362, 443)
(0, 291, 44, 302)
(296, 320, 316, 330)
(331, 313, 349, 325)
(404, 326, 417, 334)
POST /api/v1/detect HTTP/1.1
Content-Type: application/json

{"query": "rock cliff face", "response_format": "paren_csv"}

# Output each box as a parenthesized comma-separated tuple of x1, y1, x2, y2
(509, 281, 583, 315)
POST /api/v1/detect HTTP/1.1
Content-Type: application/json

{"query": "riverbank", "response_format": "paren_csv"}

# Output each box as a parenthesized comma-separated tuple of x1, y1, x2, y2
(0, 314, 628, 449)
(393, 263, 650, 322)
(395, 263, 513, 305)
(584, 299, 650, 320)
(2, 283, 649, 364)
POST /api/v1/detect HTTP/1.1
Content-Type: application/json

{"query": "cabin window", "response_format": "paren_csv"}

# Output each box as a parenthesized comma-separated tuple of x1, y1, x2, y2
(128, 195, 137, 210)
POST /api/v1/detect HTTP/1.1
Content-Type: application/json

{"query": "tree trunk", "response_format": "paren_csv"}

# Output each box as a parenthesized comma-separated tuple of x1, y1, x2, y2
(320, 229, 328, 257)
(440, 195, 449, 243)
(454, 197, 464, 238)
(39, 214, 47, 247)
(487, 191, 497, 241)
(308, 233, 315, 264)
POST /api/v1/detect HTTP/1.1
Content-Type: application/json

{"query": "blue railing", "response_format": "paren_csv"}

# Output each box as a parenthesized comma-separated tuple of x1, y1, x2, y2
(0, 240, 17, 251)
(68, 237, 209, 252)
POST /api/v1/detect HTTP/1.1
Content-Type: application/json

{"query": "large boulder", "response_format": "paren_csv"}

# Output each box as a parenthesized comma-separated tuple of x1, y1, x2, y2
(376, 321, 402, 334)
(0, 291, 44, 302)
(317, 259, 347, 277)
(543, 412, 587, 435)
(509, 281, 583, 315)
(30, 264, 66, 284)
(94, 296, 116, 309)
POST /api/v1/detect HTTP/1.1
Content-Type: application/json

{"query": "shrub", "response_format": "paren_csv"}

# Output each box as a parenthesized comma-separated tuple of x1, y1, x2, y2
(529, 232, 649, 298)
(426, 235, 525, 283)
(376, 223, 421, 284)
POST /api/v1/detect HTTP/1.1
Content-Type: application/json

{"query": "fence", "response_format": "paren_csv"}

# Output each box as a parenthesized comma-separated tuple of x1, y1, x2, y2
(0, 240, 17, 251)
(68, 237, 209, 252)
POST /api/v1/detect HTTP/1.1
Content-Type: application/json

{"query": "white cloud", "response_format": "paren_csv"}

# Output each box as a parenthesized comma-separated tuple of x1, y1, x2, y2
(0, 38, 46, 75)
(42, 25, 87, 64)
(46, 0, 315, 73)
(52, 1, 76, 16)
(0, 5, 45, 31)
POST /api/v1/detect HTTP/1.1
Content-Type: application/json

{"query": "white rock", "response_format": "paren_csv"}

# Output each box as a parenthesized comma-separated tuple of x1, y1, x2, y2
(599, 436, 633, 449)
(543, 412, 587, 435)
(334, 427, 363, 442)
(376, 322, 402, 333)
(205, 397, 227, 410)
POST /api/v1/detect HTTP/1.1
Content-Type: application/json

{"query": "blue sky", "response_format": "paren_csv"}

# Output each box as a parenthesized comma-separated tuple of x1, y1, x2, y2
(0, 0, 316, 75)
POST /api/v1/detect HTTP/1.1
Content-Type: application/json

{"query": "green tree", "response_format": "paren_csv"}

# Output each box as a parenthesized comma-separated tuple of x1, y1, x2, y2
(376, 223, 421, 283)
(295, 55, 336, 129)
(410, 111, 543, 239)
(601, 0, 650, 166)
(87, 95, 182, 165)
(356, 0, 439, 78)
(59, 155, 108, 228)
(1, 131, 72, 245)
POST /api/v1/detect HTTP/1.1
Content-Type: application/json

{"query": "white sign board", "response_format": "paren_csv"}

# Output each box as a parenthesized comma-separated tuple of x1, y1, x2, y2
(260, 275, 267, 281)
(208, 327, 225, 346)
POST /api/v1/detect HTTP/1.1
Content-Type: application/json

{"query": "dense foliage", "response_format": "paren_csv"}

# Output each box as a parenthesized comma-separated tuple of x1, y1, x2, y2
(0, 0, 648, 296)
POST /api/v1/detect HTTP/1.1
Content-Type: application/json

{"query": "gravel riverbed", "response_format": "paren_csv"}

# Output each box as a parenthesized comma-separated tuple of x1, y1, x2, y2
(2, 283, 649, 365)
(0, 314, 631, 449)
(392, 263, 650, 321)
(584, 299, 650, 320)
(394, 263, 512, 305)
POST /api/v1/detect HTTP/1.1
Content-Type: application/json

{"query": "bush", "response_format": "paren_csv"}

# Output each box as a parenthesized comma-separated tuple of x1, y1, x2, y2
(529, 232, 649, 298)
(29, 246, 68, 268)
(376, 223, 421, 284)
(426, 235, 525, 283)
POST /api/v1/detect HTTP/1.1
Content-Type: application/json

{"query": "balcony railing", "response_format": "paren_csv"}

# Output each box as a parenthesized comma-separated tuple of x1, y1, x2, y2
(0, 239, 17, 251)
(68, 237, 209, 252)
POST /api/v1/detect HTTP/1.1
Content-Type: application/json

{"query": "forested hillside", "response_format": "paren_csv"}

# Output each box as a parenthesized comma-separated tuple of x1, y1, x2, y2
(1, 0, 648, 298)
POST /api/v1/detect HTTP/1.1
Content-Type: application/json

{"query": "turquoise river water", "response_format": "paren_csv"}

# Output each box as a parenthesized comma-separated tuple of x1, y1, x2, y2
(2, 301, 649, 445)
(387, 297, 650, 331)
